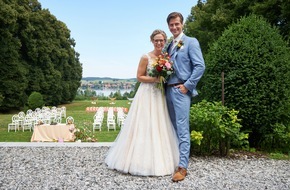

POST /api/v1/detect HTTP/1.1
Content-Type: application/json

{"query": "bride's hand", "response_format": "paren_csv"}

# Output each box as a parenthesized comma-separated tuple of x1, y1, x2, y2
(154, 77, 160, 83)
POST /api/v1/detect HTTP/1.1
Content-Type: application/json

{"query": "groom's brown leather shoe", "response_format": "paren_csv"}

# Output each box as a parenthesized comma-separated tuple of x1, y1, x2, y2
(172, 167, 187, 182)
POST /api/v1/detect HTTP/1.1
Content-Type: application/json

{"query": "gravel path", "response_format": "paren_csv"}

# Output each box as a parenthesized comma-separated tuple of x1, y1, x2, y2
(0, 145, 289, 190)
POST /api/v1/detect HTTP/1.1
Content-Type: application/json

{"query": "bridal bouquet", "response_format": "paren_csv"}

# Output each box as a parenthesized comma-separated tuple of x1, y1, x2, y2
(148, 53, 174, 94)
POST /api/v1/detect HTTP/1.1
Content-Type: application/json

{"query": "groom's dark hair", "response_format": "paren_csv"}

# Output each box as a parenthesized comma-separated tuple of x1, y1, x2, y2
(167, 12, 184, 24)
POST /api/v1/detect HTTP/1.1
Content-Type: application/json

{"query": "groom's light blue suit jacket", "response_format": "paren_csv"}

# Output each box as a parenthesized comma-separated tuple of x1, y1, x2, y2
(167, 35, 205, 96)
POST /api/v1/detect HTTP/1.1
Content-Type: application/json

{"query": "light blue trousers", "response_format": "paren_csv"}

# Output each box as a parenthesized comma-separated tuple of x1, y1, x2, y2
(166, 86, 191, 168)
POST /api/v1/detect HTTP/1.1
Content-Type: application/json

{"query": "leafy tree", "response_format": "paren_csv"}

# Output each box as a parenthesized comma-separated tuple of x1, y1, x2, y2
(0, 0, 82, 111)
(202, 15, 290, 147)
(122, 91, 130, 99)
(0, 0, 28, 111)
(185, 0, 290, 53)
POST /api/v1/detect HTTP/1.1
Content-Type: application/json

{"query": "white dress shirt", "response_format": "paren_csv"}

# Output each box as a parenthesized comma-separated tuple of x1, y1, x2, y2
(171, 32, 184, 52)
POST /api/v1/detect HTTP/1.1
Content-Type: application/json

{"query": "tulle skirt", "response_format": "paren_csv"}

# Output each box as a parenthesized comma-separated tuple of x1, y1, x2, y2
(105, 83, 179, 176)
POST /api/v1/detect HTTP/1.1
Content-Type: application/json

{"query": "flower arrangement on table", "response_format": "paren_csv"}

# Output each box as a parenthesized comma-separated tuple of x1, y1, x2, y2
(69, 123, 97, 142)
(148, 53, 174, 95)
(67, 120, 73, 125)
(37, 120, 44, 125)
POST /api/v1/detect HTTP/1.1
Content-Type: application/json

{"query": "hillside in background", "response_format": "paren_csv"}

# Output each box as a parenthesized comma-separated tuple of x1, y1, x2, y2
(82, 77, 137, 81)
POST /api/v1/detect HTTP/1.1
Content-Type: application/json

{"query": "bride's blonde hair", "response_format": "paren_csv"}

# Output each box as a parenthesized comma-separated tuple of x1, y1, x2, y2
(150, 29, 167, 42)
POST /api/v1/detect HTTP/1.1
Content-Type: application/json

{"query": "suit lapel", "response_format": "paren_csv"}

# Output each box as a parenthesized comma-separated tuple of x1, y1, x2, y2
(170, 46, 177, 56)
(171, 36, 186, 79)
(167, 41, 173, 55)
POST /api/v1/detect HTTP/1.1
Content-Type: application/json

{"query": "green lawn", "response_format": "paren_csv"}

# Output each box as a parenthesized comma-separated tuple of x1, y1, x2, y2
(0, 100, 130, 142)
(1, 100, 289, 160)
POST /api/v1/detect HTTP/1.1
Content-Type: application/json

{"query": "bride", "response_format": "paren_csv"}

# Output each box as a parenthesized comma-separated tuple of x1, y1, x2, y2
(105, 29, 179, 176)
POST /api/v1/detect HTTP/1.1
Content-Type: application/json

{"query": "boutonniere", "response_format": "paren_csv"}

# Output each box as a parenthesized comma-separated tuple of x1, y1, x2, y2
(176, 40, 184, 51)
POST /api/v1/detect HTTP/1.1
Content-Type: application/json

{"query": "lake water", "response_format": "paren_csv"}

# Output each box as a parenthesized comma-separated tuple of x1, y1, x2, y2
(94, 89, 134, 96)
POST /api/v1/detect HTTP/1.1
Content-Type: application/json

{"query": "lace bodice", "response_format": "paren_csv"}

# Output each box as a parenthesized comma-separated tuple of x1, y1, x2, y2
(138, 54, 160, 94)
(145, 54, 155, 77)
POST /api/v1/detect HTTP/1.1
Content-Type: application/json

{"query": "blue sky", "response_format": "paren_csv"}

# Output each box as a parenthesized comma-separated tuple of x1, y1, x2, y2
(38, 0, 198, 79)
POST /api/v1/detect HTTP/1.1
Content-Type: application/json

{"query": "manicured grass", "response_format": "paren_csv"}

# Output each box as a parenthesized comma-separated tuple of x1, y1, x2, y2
(2, 100, 289, 160)
(0, 100, 130, 142)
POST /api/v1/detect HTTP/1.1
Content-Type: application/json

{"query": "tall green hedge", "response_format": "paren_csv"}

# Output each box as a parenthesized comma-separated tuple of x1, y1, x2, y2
(202, 14, 290, 146)
(0, 0, 82, 111)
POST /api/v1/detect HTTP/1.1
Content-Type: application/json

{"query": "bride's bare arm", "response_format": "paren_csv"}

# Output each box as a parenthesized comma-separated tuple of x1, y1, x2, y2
(137, 55, 159, 83)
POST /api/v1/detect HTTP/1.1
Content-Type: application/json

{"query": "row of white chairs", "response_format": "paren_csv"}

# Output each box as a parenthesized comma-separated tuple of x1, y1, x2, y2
(116, 107, 126, 127)
(92, 107, 127, 132)
(107, 107, 116, 131)
(8, 106, 67, 132)
(8, 115, 73, 132)
(93, 107, 105, 131)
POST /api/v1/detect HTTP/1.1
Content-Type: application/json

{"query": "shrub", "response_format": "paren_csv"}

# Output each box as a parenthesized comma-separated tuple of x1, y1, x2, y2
(262, 123, 290, 153)
(190, 100, 248, 156)
(27, 92, 44, 110)
(202, 14, 290, 147)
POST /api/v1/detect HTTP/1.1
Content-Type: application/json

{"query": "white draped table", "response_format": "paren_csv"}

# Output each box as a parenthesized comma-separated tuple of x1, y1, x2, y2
(31, 124, 75, 142)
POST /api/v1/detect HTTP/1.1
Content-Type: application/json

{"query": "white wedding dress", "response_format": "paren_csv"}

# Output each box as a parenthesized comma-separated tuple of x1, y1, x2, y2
(105, 54, 179, 176)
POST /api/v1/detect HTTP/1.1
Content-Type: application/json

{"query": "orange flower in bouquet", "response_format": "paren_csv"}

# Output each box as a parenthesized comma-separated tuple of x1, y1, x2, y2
(148, 53, 174, 95)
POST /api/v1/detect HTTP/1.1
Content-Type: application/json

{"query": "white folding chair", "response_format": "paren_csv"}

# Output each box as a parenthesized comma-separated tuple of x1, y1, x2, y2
(8, 114, 20, 132)
(22, 116, 33, 132)
(61, 106, 66, 118)
(107, 114, 116, 131)
(93, 115, 103, 131)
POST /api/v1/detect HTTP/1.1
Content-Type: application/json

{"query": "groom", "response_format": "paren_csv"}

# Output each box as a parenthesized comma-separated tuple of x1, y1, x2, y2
(165, 12, 205, 182)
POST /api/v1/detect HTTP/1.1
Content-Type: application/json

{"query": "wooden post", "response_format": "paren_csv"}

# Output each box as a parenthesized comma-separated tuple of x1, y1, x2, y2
(222, 71, 224, 106)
